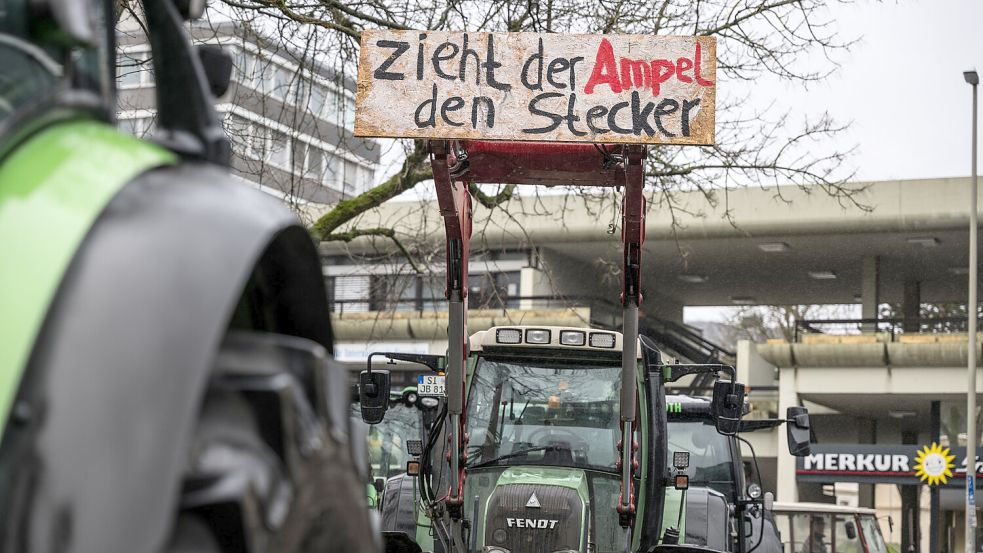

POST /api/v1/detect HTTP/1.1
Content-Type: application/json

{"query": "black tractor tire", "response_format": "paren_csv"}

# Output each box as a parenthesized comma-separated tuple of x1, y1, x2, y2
(165, 330, 378, 553)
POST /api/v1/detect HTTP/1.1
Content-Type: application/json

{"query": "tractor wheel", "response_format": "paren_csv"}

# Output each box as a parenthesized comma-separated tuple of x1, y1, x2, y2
(164, 330, 376, 553)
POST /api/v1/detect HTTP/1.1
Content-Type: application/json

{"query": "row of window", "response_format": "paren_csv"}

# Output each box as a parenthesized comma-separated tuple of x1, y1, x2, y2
(223, 113, 372, 193)
(235, 50, 355, 128)
(329, 272, 522, 313)
(117, 113, 374, 195)
(116, 46, 357, 132)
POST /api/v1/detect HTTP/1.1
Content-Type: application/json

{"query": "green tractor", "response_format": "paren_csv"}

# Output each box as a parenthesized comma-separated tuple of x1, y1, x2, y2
(351, 383, 441, 509)
(665, 393, 812, 553)
(0, 1, 375, 551)
(354, 139, 811, 553)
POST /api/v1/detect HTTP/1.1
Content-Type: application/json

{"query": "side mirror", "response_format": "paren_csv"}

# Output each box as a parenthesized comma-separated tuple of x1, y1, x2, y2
(359, 369, 391, 424)
(845, 521, 857, 540)
(173, 0, 207, 20)
(786, 406, 811, 456)
(196, 44, 233, 98)
(711, 380, 746, 436)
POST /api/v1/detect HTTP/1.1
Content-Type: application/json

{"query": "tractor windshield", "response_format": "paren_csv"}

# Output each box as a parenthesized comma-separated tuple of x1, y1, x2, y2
(667, 420, 736, 499)
(352, 401, 423, 480)
(466, 357, 621, 471)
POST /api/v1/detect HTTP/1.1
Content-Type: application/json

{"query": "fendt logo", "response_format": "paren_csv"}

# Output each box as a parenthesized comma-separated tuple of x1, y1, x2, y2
(506, 518, 559, 529)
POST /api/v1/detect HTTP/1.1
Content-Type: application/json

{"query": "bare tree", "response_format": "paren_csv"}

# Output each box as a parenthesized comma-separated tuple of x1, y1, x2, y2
(206, 0, 865, 247)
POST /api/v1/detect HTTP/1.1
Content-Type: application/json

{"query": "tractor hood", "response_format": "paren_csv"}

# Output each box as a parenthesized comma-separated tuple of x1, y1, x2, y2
(482, 466, 588, 553)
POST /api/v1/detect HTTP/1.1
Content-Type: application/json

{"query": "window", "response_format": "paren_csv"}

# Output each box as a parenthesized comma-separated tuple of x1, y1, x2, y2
(292, 140, 306, 172)
(332, 275, 370, 313)
(343, 159, 359, 193)
(859, 516, 889, 553)
(467, 271, 520, 309)
(268, 131, 289, 167)
(789, 513, 832, 553)
(306, 147, 324, 179)
(667, 421, 735, 499)
(118, 116, 154, 137)
(272, 66, 290, 101)
(309, 84, 326, 116)
(117, 50, 153, 88)
(466, 358, 623, 471)
(323, 153, 340, 187)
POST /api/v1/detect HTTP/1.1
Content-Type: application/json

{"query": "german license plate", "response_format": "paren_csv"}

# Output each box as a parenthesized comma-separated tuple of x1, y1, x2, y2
(417, 375, 445, 396)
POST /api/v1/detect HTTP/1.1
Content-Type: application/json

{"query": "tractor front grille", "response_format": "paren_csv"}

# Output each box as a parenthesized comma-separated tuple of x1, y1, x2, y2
(484, 483, 583, 553)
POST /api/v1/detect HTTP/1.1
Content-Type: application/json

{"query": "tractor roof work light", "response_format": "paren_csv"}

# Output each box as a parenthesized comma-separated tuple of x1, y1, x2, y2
(560, 330, 586, 346)
(496, 328, 522, 344)
(589, 332, 616, 349)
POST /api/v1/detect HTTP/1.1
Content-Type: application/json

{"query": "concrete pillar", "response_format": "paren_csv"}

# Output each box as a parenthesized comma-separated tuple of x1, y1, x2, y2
(862, 255, 881, 329)
(519, 267, 552, 310)
(858, 418, 878, 508)
(903, 280, 922, 333)
(777, 366, 799, 502)
(901, 430, 922, 553)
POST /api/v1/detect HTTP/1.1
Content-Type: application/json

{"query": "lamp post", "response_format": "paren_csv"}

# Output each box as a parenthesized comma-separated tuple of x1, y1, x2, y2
(966, 68, 979, 553)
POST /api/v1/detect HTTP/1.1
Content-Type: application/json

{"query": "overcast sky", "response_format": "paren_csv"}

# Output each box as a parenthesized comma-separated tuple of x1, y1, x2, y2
(769, 0, 983, 182)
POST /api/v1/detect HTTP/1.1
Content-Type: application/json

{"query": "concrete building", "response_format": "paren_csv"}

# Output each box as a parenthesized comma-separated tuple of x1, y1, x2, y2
(115, 18, 380, 213)
(323, 176, 979, 553)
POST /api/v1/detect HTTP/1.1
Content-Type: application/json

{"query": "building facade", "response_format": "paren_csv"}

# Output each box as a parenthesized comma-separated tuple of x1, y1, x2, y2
(116, 18, 379, 213)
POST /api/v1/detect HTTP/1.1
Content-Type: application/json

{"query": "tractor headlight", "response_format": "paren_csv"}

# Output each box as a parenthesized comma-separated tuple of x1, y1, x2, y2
(483, 547, 511, 553)
(420, 397, 439, 408)
(525, 329, 551, 344)
(559, 330, 586, 346)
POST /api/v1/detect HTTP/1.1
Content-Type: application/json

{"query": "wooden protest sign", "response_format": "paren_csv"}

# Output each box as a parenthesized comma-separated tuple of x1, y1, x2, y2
(355, 31, 715, 145)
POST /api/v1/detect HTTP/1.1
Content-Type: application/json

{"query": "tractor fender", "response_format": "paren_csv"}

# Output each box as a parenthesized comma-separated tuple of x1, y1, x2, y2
(0, 162, 348, 553)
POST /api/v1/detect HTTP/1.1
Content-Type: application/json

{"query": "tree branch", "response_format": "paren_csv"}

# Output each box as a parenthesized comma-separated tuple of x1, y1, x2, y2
(309, 141, 432, 240)
(322, 227, 424, 274)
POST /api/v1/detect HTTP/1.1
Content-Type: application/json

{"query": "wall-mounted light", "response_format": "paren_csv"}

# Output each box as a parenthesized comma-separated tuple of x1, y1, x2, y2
(758, 242, 791, 253)
(907, 237, 939, 248)
(808, 271, 837, 280)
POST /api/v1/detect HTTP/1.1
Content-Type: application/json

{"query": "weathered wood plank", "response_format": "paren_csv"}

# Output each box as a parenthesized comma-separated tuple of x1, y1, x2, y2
(355, 30, 715, 145)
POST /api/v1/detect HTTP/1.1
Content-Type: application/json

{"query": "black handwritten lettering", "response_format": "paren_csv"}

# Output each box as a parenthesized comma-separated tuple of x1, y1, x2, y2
(654, 99, 679, 137)
(681, 98, 700, 136)
(524, 92, 564, 133)
(521, 38, 544, 91)
(459, 33, 481, 84)
(586, 105, 609, 134)
(416, 33, 427, 80)
(630, 91, 656, 136)
(607, 101, 631, 134)
(568, 57, 584, 89)
(547, 58, 570, 89)
(374, 40, 409, 80)
(471, 96, 495, 129)
(566, 93, 587, 136)
(482, 35, 511, 91)
(440, 97, 466, 126)
(414, 83, 438, 128)
(432, 42, 459, 80)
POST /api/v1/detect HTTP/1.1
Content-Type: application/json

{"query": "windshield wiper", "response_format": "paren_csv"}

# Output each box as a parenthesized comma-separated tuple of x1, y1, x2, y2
(467, 445, 565, 469)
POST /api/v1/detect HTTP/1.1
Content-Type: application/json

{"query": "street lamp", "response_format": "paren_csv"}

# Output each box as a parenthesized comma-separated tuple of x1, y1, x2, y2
(966, 68, 979, 553)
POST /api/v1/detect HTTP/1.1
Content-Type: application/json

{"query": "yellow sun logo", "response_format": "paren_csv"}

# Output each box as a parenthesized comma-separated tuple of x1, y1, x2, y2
(914, 443, 955, 486)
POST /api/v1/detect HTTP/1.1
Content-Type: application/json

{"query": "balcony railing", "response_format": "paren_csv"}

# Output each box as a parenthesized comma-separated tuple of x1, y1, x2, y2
(793, 316, 978, 343)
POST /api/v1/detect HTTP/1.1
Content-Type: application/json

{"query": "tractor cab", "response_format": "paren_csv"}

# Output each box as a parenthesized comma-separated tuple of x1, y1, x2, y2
(463, 327, 647, 553)
(359, 326, 760, 553)
(665, 394, 813, 553)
